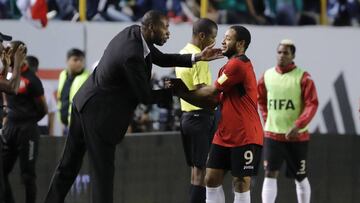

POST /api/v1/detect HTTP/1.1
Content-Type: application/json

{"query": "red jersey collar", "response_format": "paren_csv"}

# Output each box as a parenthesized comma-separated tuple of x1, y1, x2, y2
(21, 64, 29, 73)
(276, 63, 296, 74)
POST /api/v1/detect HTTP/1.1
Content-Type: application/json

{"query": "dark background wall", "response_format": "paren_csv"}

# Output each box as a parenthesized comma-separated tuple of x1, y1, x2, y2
(8, 133, 360, 203)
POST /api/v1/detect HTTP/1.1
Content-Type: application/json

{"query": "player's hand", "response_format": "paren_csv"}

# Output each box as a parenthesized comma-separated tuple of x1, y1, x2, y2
(164, 78, 188, 96)
(195, 42, 224, 61)
(285, 125, 300, 140)
(14, 44, 26, 65)
(1, 47, 12, 68)
(164, 78, 172, 89)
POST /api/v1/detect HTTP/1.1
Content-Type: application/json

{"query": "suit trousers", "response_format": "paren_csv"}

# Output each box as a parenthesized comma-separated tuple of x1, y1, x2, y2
(44, 99, 129, 203)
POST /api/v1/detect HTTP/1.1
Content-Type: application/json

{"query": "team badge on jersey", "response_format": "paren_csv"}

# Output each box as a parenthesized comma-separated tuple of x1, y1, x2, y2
(217, 73, 228, 85)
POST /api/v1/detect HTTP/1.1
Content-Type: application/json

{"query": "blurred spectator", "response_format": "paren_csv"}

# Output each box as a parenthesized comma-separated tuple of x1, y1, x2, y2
(254, 0, 276, 24)
(330, 0, 351, 25)
(185, 0, 268, 24)
(26, 55, 57, 136)
(167, 0, 188, 23)
(97, 0, 134, 21)
(264, 0, 303, 25)
(133, 0, 187, 22)
(1, 0, 360, 26)
(1, 0, 21, 19)
(330, 0, 360, 26)
(214, 0, 267, 24)
(298, 0, 320, 25)
(0, 0, 9, 18)
(183, 0, 218, 22)
(85, 0, 100, 19)
(52, 0, 78, 20)
(131, 104, 153, 132)
(57, 48, 89, 135)
(133, 0, 167, 20)
(61, 0, 104, 21)
(348, 0, 360, 24)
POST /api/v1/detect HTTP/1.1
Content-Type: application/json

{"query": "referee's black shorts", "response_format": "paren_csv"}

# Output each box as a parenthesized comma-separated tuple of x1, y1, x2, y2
(180, 110, 215, 168)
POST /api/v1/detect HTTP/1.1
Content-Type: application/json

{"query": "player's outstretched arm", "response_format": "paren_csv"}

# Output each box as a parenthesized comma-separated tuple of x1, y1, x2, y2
(166, 78, 219, 109)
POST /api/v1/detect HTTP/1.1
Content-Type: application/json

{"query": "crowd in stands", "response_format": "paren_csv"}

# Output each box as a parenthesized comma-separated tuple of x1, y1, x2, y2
(0, 0, 360, 26)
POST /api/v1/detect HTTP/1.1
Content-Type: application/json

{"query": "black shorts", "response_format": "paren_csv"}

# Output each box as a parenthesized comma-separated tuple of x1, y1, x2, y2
(2, 120, 40, 181)
(207, 144, 262, 177)
(263, 138, 309, 180)
(180, 110, 215, 168)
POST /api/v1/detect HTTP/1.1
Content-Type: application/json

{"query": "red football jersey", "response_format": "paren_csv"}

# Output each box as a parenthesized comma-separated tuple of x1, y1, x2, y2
(213, 55, 263, 147)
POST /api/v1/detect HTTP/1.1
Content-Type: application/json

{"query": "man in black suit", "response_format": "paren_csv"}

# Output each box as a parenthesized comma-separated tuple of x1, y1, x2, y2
(44, 10, 222, 203)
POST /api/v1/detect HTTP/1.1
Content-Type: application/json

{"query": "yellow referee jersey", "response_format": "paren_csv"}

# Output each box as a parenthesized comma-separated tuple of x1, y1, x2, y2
(175, 43, 212, 112)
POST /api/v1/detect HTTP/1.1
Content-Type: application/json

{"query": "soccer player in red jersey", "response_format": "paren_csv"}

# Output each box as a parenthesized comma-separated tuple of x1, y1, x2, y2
(169, 25, 263, 203)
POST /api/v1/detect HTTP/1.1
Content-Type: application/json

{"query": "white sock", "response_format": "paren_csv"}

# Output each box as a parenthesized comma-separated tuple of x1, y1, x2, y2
(206, 185, 225, 203)
(234, 190, 250, 203)
(219, 186, 225, 203)
(295, 178, 311, 203)
(261, 177, 277, 203)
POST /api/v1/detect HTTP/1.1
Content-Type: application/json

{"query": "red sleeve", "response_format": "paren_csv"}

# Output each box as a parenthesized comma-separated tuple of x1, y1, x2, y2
(294, 72, 319, 128)
(257, 73, 268, 122)
(215, 59, 245, 92)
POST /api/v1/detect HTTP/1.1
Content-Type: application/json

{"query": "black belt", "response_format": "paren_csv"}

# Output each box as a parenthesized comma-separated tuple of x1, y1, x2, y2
(182, 109, 214, 116)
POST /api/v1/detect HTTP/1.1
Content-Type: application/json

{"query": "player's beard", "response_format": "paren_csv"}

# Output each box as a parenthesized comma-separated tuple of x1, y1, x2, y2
(222, 47, 236, 58)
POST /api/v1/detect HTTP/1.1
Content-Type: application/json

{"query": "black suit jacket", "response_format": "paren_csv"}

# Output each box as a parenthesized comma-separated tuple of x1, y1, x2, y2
(73, 25, 192, 140)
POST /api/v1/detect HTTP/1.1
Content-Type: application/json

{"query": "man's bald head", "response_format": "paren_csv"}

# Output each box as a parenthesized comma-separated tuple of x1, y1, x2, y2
(141, 10, 167, 29)
(140, 10, 170, 46)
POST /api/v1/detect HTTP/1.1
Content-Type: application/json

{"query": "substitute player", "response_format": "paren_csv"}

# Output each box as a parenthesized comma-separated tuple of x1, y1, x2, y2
(0, 32, 27, 203)
(2, 41, 47, 203)
(169, 25, 263, 203)
(258, 39, 319, 203)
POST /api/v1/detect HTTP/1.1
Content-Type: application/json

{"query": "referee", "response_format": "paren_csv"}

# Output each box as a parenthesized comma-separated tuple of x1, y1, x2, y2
(169, 25, 263, 203)
(175, 18, 218, 203)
